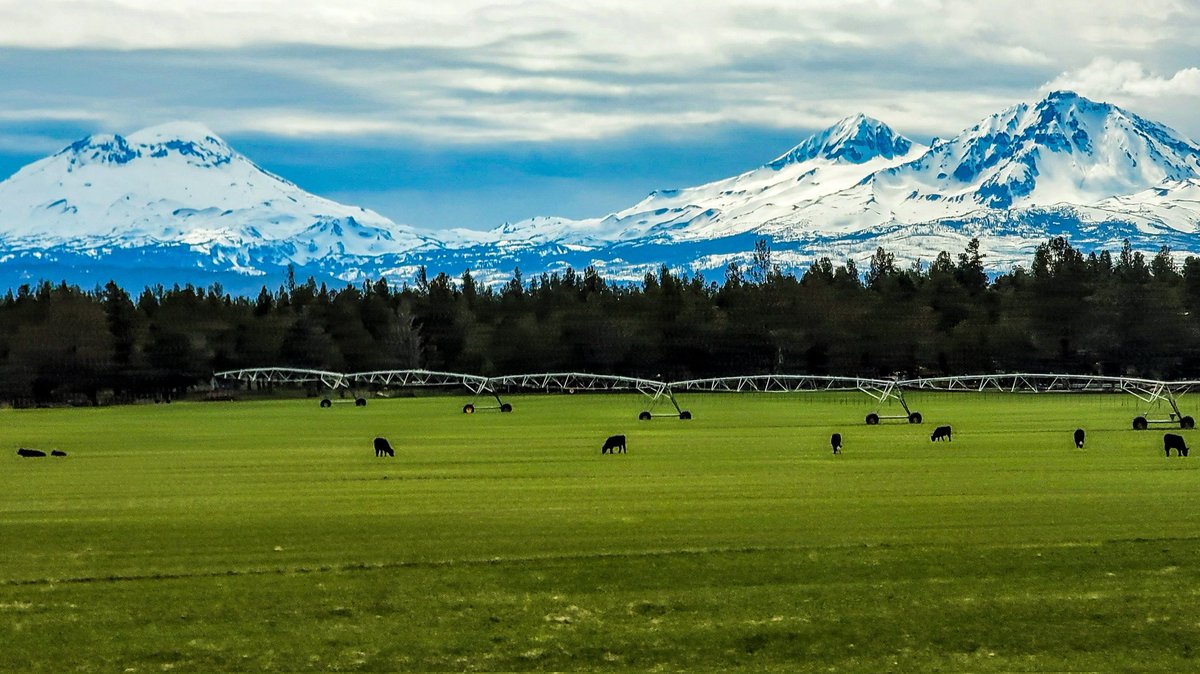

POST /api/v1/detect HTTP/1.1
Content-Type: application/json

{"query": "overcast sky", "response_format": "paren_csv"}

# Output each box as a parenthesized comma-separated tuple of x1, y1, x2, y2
(0, 0, 1196, 231)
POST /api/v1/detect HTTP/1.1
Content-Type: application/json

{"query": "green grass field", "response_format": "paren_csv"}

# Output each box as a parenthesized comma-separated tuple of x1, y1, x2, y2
(3, 391, 1200, 672)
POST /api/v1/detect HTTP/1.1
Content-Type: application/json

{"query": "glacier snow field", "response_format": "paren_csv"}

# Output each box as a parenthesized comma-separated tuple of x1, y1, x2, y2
(2, 392, 1200, 672)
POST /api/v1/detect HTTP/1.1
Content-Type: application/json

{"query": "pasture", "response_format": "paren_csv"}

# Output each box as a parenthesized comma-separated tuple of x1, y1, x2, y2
(2, 391, 1200, 671)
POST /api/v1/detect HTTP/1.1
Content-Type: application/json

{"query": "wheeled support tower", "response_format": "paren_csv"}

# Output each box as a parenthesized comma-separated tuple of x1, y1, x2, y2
(638, 388, 696, 419)
(319, 395, 368, 408)
(462, 390, 513, 414)
(1126, 380, 1194, 430)
(860, 380, 922, 425)
(638, 387, 692, 421)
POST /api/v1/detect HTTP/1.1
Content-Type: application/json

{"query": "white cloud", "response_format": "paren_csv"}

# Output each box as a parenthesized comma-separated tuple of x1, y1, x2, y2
(0, 0, 1190, 58)
(1043, 58, 1200, 99)
(225, 113, 407, 138)
(0, 108, 108, 123)
(0, 1, 1197, 144)
(0, 0, 1197, 230)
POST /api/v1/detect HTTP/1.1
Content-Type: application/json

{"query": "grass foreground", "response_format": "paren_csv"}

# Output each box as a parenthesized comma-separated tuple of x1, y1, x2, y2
(2, 391, 1200, 672)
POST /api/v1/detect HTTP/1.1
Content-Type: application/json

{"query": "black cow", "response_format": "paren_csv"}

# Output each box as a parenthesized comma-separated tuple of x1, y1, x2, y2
(830, 433, 842, 455)
(1164, 433, 1189, 457)
(1074, 428, 1086, 449)
(602, 434, 626, 454)
(51, 450, 67, 457)
(17, 448, 46, 457)
(373, 437, 395, 457)
(930, 425, 952, 442)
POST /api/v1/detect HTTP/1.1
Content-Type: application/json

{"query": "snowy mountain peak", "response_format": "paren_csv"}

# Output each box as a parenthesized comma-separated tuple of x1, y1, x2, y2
(0, 121, 435, 260)
(769, 114, 914, 167)
(56, 122, 235, 171)
(1023, 90, 1148, 157)
(886, 91, 1200, 211)
(1042, 89, 1080, 103)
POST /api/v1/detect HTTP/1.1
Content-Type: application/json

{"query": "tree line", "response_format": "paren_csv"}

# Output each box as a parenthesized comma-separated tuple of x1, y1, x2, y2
(2, 236, 1199, 406)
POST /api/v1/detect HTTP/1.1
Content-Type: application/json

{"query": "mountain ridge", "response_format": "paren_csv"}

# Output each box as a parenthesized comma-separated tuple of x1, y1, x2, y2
(1, 91, 1200, 292)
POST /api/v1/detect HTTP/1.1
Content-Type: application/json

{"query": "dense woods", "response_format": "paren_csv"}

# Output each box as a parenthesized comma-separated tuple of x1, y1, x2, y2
(2, 236, 1200, 406)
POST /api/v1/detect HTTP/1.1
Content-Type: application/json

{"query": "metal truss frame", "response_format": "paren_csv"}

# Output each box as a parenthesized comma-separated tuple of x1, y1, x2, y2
(670, 374, 887, 393)
(669, 374, 917, 424)
(347, 369, 505, 413)
(347, 369, 492, 394)
(213, 367, 349, 390)
(897, 373, 1151, 393)
(488, 372, 683, 417)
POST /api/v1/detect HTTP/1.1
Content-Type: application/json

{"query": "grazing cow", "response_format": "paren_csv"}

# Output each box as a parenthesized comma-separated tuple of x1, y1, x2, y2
(16, 448, 46, 457)
(930, 425, 952, 442)
(373, 437, 395, 457)
(602, 434, 626, 454)
(1164, 433, 1189, 457)
(830, 433, 842, 455)
(51, 450, 67, 457)
(1074, 428, 1086, 449)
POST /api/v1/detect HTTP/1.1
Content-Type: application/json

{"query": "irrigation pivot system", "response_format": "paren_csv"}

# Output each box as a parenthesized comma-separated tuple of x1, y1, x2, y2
(487, 372, 688, 419)
(213, 368, 1198, 429)
(214, 368, 503, 411)
(211, 367, 362, 407)
(670, 375, 921, 424)
(348, 370, 502, 414)
(899, 373, 1198, 430)
(212, 368, 687, 418)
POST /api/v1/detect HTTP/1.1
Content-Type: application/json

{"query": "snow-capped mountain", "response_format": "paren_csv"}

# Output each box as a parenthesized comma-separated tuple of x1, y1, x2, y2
(444, 91, 1200, 279)
(456, 114, 924, 249)
(2, 92, 1200, 292)
(761, 91, 1200, 234)
(0, 122, 440, 288)
(1089, 178, 1200, 232)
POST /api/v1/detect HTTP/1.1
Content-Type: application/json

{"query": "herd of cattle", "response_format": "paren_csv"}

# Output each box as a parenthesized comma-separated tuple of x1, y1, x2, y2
(368, 433, 633, 457)
(826, 426, 1191, 457)
(14, 426, 1195, 460)
(363, 425, 1190, 460)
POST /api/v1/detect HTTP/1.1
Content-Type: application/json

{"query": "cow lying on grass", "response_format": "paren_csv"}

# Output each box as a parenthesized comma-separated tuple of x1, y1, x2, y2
(17, 448, 45, 457)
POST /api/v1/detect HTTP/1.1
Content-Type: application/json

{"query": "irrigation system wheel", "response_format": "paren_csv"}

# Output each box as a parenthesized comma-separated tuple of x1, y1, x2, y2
(1182, 415, 1195, 429)
(908, 411, 923, 424)
(354, 397, 367, 407)
(639, 411, 652, 421)
(679, 410, 692, 420)
(500, 403, 513, 413)
(320, 398, 332, 408)
(865, 413, 880, 425)
(463, 403, 475, 414)
(1132, 416, 1148, 430)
